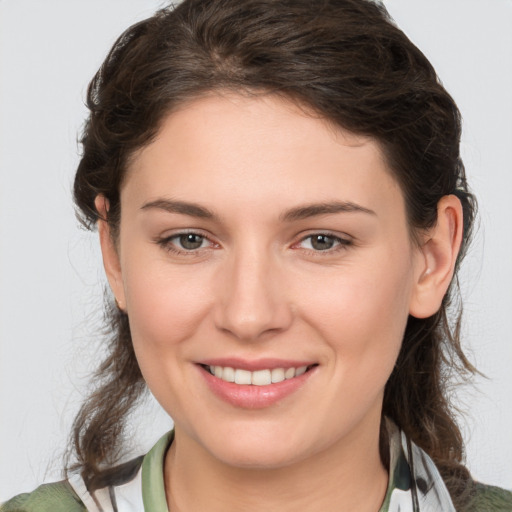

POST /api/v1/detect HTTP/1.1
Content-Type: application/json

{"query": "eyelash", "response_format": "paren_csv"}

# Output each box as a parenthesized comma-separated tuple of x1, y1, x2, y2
(156, 231, 216, 256)
(155, 231, 353, 257)
(293, 233, 353, 255)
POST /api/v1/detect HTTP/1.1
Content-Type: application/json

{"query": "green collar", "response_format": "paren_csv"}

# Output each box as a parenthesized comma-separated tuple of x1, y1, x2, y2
(141, 430, 174, 511)
(139, 428, 405, 512)
(139, 424, 454, 512)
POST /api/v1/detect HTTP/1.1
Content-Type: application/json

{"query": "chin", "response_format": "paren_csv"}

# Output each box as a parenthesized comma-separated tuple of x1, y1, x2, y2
(196, 423, 318, 470)
(213, 444, 305, 470)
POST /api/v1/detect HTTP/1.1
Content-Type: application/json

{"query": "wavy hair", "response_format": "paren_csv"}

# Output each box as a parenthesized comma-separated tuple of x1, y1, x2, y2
(70, 0, 477, 509)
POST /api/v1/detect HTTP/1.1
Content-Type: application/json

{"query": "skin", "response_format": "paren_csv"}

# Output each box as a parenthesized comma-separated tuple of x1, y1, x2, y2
(97, 93, 463, 512)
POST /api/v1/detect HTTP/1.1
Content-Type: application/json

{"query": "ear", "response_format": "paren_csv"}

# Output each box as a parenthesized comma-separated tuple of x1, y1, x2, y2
(95, 195, 126, 311)
(409, 195, 464, 319)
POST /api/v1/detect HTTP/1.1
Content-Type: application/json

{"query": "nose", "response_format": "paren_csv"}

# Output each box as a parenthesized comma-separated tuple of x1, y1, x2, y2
(214, 247, 293, 341)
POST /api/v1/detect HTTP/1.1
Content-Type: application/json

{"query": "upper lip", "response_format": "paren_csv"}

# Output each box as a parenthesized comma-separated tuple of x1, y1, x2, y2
(197, 358, 317, 371)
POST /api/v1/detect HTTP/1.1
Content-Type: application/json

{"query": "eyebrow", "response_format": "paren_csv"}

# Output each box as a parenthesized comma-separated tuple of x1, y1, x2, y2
(280, 201, 376, 222)
(140, 198, 376, 222)
(141, 199, 216, 219)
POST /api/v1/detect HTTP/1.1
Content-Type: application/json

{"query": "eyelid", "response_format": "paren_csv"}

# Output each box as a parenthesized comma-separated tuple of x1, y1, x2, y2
(291, 231, 353, 253)
(154, 229, 353, 256)
(155, 229, 219, 255)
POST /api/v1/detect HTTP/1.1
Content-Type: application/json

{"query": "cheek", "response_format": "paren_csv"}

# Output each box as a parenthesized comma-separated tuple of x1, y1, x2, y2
(121, 255, 213, 366)
(121, 264, 215, 413)
(297, 253, 415, 375)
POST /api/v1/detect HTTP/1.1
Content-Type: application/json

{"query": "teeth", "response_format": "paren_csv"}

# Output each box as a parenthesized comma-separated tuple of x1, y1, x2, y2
(234, 369, 252, 385)
(252, 369, 271, 386)
(285, 367, 295, 379)
(295, 365, 307, 376)
(222, 366, 235, 383)
(271, 368, 285, 383)
(207, 364, 311, 385)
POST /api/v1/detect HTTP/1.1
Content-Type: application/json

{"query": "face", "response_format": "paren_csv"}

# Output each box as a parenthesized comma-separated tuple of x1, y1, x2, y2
(105, 93, 428, 469)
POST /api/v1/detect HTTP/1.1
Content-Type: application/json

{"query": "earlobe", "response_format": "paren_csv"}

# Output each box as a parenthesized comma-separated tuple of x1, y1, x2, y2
(409, 195, 464, 319)
(94, 195, 126, 311)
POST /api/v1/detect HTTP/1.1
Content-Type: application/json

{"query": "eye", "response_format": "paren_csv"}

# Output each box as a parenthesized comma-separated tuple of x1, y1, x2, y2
(296, 233, 351, 252)
(174, 233, 208, 250)
(156, 231, 215, 254)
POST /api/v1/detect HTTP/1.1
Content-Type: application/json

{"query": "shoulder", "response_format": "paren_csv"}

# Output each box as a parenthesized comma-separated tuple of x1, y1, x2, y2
(0, 455, 145, 512)
(468, 482, 512, 511)
(0, 480, 86, 512)
(0, 432, 171, 512)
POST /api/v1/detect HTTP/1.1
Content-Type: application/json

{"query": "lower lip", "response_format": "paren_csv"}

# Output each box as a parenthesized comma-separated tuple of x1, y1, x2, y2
(198, 365, 316, 409)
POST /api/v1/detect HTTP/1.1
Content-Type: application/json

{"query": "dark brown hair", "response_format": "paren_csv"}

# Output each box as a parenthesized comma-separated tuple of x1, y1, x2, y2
(71, 0, 477, 508)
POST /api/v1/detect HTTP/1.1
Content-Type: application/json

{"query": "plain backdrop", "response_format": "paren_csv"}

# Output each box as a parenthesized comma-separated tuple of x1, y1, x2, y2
(1, 0, 511, 501)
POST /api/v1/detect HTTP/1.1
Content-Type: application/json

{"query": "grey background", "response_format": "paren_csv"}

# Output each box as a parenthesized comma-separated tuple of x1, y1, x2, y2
(1, 0, 511, 500)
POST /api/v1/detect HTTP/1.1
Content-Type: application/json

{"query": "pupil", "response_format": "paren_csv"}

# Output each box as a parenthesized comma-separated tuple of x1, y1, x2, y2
(312, 235, 334, 250)
(180, 234, 203, 250)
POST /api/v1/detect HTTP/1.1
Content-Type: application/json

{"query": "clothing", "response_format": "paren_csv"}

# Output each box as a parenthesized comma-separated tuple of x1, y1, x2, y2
(2, 423, 512, 511)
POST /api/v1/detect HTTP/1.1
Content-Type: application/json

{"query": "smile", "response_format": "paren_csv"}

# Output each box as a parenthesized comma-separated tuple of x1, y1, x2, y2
(198, 361, 318, 409)
(205, 365, 311, 386)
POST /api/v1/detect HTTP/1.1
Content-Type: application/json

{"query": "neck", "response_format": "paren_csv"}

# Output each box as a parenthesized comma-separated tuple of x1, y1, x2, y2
(164, 415, 388, 512)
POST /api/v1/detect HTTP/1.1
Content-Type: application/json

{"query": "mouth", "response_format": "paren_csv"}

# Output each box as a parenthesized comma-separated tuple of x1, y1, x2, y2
(200, 363, 318, 386)
(197, 361, 319, 409)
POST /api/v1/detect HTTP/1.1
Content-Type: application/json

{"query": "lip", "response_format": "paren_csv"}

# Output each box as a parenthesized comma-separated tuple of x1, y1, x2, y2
(196, 360, 318, 409)
(198, 357, 316, 371)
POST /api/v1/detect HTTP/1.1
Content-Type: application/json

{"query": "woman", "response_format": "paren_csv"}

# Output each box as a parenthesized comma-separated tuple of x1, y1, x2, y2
(2, 0, 511, 510)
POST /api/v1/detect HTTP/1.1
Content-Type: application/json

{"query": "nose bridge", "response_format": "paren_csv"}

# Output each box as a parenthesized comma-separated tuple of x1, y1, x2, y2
(215, 240, 291, 340)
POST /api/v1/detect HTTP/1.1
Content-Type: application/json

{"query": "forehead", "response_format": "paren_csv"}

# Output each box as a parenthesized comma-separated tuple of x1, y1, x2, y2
(124, 93, 405, 222)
